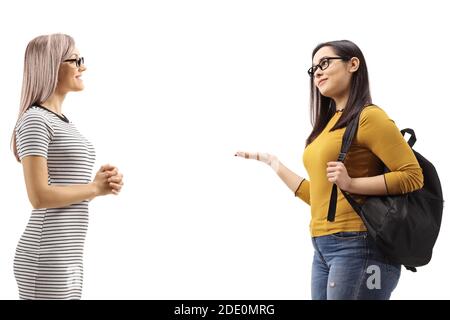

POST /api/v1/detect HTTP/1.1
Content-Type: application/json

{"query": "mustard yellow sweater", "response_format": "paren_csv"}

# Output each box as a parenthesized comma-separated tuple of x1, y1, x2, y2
(296, 105, 424, 237)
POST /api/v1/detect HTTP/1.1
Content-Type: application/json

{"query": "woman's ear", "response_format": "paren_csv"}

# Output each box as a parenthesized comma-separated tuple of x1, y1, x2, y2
(349, 57, 360, 73)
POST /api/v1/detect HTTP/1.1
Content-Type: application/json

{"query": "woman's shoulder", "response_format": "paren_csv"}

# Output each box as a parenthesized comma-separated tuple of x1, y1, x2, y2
(359, 104, 392, 126)
(16, 106, 54, 130)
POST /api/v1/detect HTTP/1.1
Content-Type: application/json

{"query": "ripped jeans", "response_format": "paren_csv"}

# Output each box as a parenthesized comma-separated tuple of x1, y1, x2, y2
(311, 231, 401, 300)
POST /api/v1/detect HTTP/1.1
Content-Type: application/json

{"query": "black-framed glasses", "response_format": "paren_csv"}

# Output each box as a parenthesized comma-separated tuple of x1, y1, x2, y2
(64, 57, 84, 68)
(307, 56, 345, 77)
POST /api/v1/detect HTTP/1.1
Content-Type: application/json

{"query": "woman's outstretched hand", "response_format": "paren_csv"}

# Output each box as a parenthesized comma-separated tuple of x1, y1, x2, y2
(235, 151, 306, 194)
(235, 151, 280, 172)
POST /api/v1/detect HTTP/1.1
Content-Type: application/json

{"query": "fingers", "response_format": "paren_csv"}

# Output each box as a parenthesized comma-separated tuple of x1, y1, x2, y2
(96, 164, 124, 196)
(327, 163, 338, 179)
(327, 161, 342, 168)
(234, 151, 261, 160)
(235, 151, 248, 158)
(99, 164, 117, 172)
(105, 169, 119, 177)
(95, 171, 112, 184)
(107, 173, 124, 195)
(235, 151, 254, 159)
(109, 182, 123, 192)
(327, 172, 338, 179)
(326, 162, 344, 172)
(108, 174, 123, 184)
(99, 171, 110, 178)
(326, 162, 347, 183)
(327, 166, 338, 182)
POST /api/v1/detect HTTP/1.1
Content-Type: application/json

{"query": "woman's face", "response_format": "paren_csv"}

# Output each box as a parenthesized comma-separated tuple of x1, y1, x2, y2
(312, 46, 358, 100)
(56, 48, 86, 93)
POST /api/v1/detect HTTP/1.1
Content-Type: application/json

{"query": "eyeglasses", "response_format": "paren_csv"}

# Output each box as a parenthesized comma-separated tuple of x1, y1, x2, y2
(64, 57, 84, 68)
(307, 56, 345, 77)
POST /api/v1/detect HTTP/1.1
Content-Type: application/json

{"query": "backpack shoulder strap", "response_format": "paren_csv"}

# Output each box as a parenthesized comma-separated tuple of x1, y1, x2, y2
(327, 111, 417, 222)
(400, 128, 416, 148)
(327, 109, 362, 222)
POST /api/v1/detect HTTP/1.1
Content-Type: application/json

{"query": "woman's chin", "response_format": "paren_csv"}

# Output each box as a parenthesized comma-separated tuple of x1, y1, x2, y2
(319, 90, 330, 97)
(72, 85, 85, 92)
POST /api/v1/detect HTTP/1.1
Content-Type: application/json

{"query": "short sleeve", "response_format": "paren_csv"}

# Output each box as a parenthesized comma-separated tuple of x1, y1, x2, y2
(15, 110, 53, 161)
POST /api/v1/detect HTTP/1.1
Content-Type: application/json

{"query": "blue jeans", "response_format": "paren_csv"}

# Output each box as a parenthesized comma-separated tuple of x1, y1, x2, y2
(311, 231, 401, 300)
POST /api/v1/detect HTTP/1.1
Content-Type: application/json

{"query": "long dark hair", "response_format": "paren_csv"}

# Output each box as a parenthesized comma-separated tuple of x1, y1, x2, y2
(305, 40, 372, 147)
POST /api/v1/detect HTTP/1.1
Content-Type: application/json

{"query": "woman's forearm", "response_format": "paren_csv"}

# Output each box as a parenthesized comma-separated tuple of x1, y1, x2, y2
(32, 183, 98, 209)
(347, 174, 388, 195)
(276, 161, 304, 193)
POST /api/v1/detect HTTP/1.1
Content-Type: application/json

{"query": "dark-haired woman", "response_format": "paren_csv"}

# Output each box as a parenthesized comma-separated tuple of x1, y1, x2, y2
(236, 40, 423, 300)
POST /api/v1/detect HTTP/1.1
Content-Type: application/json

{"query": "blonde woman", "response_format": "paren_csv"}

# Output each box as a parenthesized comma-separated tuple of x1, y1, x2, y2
(12, 34, 124, 300)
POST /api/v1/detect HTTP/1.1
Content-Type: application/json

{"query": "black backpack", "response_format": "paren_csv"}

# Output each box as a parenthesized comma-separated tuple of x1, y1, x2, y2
(327, 108, 444, 272)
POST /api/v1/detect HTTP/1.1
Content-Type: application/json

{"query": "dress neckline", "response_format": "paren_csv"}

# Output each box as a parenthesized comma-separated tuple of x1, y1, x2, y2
(31, 104, 70, 123)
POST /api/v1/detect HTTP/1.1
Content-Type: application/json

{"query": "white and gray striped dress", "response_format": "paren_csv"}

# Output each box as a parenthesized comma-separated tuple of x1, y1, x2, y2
(14, 105, 95, 300)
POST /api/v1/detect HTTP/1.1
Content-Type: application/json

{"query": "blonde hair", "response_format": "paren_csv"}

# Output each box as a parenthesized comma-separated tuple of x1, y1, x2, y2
(12, 33, 75, 161)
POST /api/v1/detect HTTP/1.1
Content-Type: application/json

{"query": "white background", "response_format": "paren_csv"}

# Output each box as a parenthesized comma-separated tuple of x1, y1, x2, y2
(1, 0, 449, 300)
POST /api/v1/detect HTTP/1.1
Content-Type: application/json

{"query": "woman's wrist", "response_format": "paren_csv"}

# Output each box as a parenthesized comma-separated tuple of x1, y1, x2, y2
(88, 182, 99, 200)
(268, 156, 280, 173)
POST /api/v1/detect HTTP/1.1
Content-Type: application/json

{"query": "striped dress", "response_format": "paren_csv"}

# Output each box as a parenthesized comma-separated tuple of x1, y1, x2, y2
(13, 105, 96, 300)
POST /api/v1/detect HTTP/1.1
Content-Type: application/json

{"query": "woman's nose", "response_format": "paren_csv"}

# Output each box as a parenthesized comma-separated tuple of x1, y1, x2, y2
(314, 67, 323, 78)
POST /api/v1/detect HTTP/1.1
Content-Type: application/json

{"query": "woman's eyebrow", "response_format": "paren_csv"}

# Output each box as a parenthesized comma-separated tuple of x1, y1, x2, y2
(313, 56, 330, 65)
